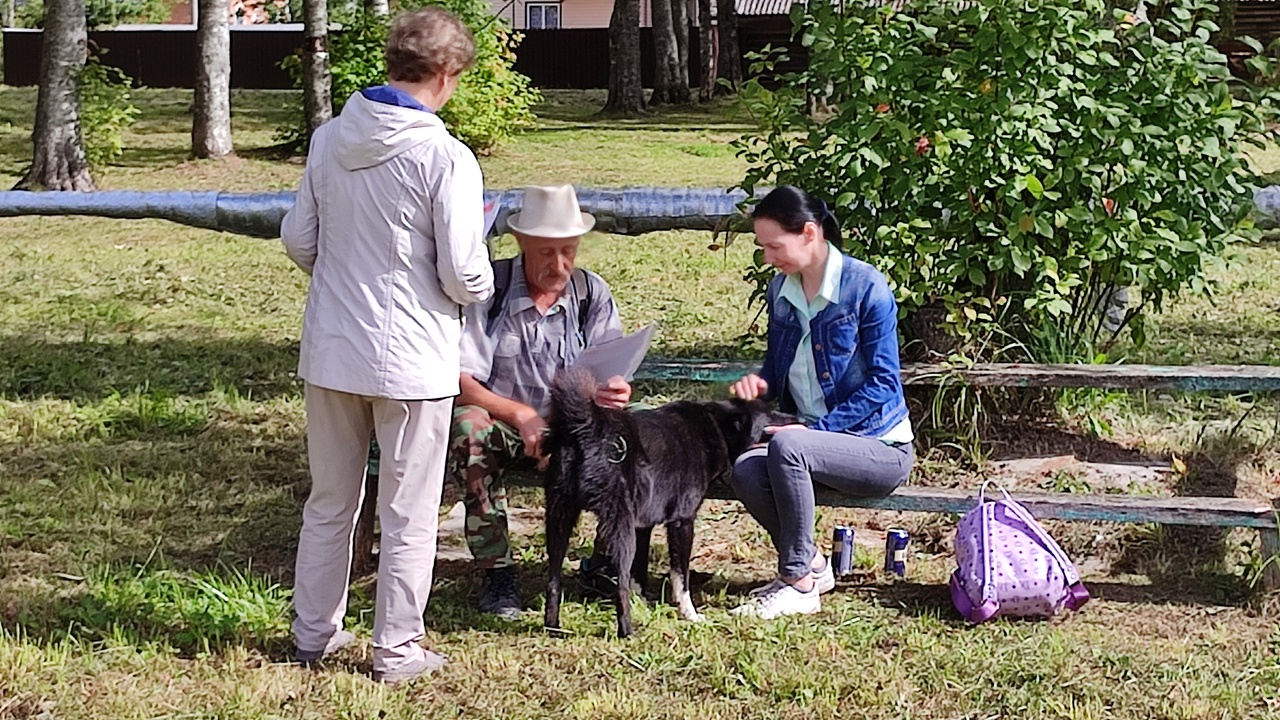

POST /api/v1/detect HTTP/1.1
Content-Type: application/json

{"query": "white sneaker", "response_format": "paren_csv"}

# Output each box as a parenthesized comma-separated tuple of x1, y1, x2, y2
(748, 577, 785, 598)
(732, 581, 821, 620)
(749, 562, 835, 599)
(812, 559, 836, 595)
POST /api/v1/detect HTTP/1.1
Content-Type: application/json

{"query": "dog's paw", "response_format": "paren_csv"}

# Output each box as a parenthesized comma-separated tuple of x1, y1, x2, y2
(677, 606, 704, 623)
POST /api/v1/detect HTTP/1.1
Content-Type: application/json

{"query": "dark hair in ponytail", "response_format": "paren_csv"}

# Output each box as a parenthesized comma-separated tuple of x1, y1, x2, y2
(750, 185, 843, 251)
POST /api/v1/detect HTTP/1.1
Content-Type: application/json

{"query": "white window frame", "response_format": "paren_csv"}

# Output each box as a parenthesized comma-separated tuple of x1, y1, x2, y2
(526, 2, 561, 29)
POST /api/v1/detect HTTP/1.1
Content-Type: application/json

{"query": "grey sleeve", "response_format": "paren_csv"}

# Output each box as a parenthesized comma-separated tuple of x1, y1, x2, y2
(583, 273, 623, 346)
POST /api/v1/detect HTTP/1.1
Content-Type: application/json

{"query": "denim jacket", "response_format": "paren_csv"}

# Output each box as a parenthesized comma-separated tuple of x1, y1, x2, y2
(759, 254, 910, 437)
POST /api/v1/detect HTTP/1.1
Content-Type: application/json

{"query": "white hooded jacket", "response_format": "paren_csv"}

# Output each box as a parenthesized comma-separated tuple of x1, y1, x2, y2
(281, 91, 495, 400)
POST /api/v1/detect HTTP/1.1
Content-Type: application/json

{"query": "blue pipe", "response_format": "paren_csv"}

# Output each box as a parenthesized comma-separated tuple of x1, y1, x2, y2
(0, 188, 753, 238)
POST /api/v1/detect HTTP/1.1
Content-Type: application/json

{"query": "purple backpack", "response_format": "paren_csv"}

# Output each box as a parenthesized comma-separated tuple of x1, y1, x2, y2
(950, 481, 1090, 623)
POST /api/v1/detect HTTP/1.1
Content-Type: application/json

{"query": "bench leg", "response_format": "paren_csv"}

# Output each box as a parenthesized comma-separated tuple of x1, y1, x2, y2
(1262, 502, 1280, 592)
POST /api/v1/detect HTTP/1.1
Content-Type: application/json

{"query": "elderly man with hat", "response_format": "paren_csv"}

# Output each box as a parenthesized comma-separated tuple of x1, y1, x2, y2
(452, 184, 632, 619)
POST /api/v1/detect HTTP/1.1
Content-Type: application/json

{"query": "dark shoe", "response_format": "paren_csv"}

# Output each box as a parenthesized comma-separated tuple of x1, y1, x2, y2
(478, 567, 522, 620)
(577, 554, 620, 600)
(296, 629, 355, 666)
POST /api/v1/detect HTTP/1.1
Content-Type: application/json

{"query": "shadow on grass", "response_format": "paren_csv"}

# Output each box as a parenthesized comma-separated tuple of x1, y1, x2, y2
(0, 409, 308, 655)
(981, 423, 1164, 466)
(0, 336, 301, 400)
(111, 146, 202, 168)
(1110, 432, 1256, 603)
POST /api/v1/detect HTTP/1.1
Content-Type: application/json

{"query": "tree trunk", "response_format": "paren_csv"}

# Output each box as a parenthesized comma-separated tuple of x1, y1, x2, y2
(364, 0, 388, 17)
(14, 0, 93, 191)
(697, 0, 714, 101)
(650, 0, 688, 105)
(193, 0, 234, 159)
(672, 0, 690, 91)
(604, 0, 645, 115)
(2, 0, 15, 28)
(715, 0, 741, 93)
(302, 0, 332, 137)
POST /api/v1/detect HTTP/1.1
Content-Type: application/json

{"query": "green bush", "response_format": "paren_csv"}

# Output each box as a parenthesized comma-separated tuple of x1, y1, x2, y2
(79, 56, 140, 169)
(735, 0, 1278, 363)
(279, 0, 541, 155)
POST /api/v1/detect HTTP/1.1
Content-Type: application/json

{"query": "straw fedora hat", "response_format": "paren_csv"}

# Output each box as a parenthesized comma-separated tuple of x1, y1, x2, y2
(506, 184, 596, 238)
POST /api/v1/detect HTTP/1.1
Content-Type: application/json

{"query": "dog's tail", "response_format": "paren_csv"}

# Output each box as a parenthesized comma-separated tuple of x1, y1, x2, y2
(549, 367, 601, 436)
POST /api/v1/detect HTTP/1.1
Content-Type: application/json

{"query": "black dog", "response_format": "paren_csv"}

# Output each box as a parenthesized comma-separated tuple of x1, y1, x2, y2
(543, 368, 795, 637)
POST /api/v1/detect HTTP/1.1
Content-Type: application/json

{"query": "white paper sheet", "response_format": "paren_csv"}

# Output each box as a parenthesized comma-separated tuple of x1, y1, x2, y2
(573, 324, 656, 383)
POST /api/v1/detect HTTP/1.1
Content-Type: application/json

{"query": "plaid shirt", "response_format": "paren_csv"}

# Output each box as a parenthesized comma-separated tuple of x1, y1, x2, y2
(459, 254, 621, 415)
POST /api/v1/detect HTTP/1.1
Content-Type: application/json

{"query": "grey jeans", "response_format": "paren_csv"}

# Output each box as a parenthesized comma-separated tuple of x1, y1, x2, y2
(729, 428, 913, 579)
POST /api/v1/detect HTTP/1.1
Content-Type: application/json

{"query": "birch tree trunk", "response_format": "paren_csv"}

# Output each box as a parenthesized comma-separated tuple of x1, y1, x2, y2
(672, 0, 690, 91)
(193, 0, 234, 158)
(13, 0, 93, 191)
(650, 0, 689, 105)
(302, 0, 332, 136)
(715, 0, 741, 93)
(697, 0, 714, 101)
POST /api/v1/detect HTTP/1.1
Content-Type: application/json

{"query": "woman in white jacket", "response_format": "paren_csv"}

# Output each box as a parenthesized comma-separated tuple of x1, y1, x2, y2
(280, 7, 494, 684)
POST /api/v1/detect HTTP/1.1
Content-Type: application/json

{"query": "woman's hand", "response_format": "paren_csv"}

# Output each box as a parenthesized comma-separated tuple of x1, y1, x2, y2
(594, 375, 632, 409)
(729, 374, 769, 401)
(764, 424, 806, 434)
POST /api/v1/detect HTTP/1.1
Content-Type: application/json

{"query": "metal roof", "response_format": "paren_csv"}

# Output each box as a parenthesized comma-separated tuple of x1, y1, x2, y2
(736, 0, 977, 16)
(735, 0, 795, 15)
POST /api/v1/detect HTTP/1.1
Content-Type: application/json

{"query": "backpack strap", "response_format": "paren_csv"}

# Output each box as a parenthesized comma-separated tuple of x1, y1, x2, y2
(969, 501, 1001, 623)
(997, 496, 1086, 590)
(486, 258, 595, 341)
(569, 268, 593, 342)
(485, 257, 516, 334)
(981, 479, 1084, 588)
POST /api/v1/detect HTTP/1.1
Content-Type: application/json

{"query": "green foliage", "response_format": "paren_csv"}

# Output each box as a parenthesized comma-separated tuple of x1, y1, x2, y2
(279, 0, 541, 154)
(736, 0, 1278, 363)
(79, 56, 140, 169)
(17, 0, 172, 28)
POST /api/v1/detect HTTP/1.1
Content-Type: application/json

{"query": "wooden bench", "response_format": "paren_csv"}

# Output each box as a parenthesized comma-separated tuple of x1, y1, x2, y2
(636, 359, 1280, 392)
(356, 360, 1280, 589)
(635, 359, 1280, 590)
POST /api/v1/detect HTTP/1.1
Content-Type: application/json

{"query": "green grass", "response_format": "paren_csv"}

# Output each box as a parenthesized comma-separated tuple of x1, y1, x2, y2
(0, 87, 752, 190)
(2, 88, 1280, 718)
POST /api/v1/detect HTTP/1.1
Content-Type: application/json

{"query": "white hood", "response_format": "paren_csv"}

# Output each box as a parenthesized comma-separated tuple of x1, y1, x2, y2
(331, 91, 446, 171)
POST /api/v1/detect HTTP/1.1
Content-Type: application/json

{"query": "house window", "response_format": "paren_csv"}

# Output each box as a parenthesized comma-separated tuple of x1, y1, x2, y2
(526, 2, 561, 29)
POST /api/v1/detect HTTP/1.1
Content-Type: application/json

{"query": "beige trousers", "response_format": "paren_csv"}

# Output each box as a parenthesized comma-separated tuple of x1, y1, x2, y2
(293, 383, 452, 673)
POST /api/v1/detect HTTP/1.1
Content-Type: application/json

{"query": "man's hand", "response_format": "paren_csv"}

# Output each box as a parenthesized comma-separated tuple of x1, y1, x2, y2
(729, 374, 769, 401)
(594, 375, 632, 410)
(513, 406, 548, 460)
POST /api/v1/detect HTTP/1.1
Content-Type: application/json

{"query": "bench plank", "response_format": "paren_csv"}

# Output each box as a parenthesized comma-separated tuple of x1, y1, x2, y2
(635, 360, 1280, 392)
(903, 363, 1280, 392)
(700, 485, 1278, 529)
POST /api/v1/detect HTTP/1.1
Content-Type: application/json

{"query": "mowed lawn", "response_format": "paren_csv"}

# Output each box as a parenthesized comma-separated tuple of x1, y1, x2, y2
(1, 87, 1279, 719)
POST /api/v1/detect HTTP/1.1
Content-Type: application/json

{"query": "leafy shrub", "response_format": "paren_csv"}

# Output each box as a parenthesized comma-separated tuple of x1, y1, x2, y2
(79, 55, 140, 169)
(279, 0, 541, 154)
(735, 0, 1278, 363)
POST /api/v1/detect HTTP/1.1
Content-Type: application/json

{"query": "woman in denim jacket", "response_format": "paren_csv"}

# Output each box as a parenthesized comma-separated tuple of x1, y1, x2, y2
(729, 186, 914, 620)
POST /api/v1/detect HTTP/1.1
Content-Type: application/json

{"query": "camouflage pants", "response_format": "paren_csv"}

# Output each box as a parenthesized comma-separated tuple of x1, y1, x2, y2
(447, 405, 531, 569)
(365, 406, 526, 569)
